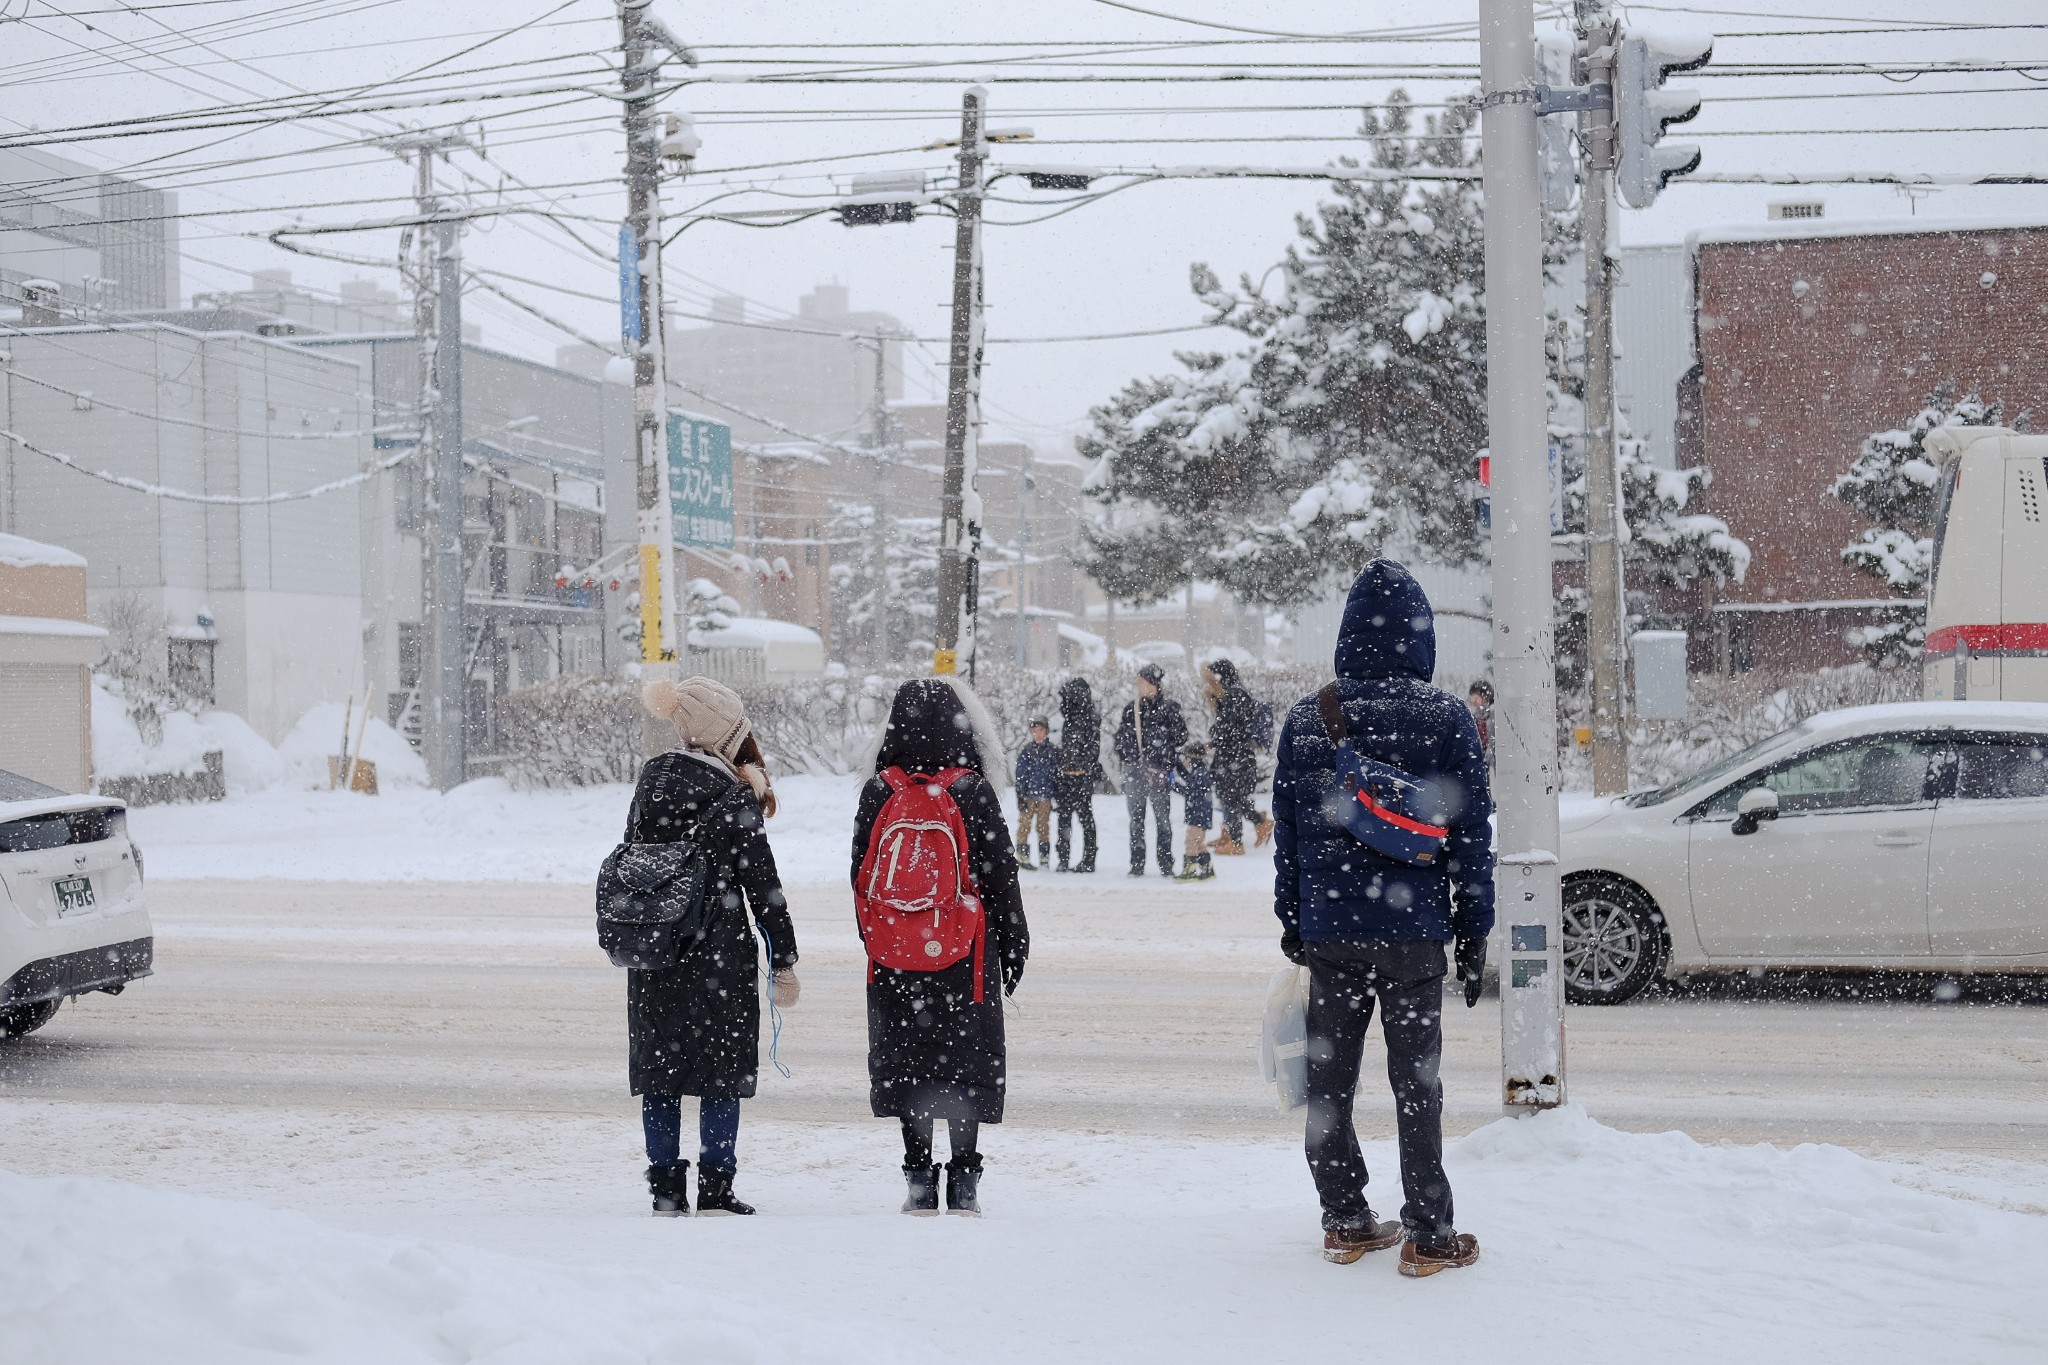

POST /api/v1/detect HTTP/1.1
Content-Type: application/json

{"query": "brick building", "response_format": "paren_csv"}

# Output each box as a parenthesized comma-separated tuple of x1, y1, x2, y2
(1685, 215, 2048, 672)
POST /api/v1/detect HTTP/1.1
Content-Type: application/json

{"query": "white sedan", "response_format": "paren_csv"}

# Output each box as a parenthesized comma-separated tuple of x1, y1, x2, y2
(0, 767, 153, 1038)
(1556, 701, 2048, 1003)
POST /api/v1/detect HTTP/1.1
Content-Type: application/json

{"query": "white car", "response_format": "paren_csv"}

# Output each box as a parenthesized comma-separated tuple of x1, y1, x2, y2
(1557, 701, 2048, 1004)
(0, 768, 153, 1038)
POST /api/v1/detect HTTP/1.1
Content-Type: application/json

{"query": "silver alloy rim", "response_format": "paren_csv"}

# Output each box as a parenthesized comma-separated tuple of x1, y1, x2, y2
(1563, 894, 1645, 993)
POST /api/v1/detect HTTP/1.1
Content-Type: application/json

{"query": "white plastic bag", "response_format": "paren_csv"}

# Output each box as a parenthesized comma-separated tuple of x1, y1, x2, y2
(1259, 964, 1310, 1114)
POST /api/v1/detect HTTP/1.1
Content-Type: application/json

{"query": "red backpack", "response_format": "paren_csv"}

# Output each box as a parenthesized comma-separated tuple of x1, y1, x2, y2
(855, 766, 988, 1002)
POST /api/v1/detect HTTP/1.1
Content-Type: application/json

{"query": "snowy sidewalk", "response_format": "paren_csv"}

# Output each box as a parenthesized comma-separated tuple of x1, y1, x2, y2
(4, 1101, 2045, 1364)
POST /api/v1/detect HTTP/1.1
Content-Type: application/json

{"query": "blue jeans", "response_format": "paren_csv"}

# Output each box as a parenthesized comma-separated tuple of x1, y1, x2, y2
(642, 1094, 741, 1172)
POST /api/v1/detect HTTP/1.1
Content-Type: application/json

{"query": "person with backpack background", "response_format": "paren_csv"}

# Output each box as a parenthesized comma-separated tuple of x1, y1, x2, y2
(1053, 676, 1101, 873)
(1013, 716, 1056, 870)
(1114, 662, 1186, 877)
(1202, 658, 1276, 855)
(852, 678, 1030, 1216)
(622, 677, 800, 1218)
(1270, 560, 1493, 1277)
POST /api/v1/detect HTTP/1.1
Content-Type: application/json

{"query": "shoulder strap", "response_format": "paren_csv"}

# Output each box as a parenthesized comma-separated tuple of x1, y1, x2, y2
(1317, 682, 1348, 744)
(879, 765, 910, 793)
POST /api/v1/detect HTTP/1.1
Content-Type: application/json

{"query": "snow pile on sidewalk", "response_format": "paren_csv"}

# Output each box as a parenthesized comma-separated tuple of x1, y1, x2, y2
(92, 681, 284, 793)
(3, 1105, 2043, 1364)
(0, 1167, 900, 1365)
(126, 774, 1279, 890)
(275, 701, 429, 790)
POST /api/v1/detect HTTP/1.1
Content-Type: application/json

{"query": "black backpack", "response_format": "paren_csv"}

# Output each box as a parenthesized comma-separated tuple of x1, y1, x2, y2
(595, 784, 741, 970)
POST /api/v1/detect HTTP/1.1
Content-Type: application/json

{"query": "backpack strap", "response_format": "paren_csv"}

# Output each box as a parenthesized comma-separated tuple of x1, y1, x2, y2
(1317, 682, 1349, 745)
(879, 765, 910, 793)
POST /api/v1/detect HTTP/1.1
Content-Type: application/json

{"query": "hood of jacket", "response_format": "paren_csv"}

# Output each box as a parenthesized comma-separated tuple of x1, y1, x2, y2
(863, 675, 1010, 788)
(1332, 559, 1436, 683)
(1059, 676, 1094, 718)
(1204, 657, 1240, 689)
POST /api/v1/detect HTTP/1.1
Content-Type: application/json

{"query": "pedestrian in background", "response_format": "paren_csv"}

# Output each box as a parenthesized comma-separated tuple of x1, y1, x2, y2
(1114, 662, 1186, 877)
(628, 677, 800, 1218)
(1053, 677, 1101, 873)
(1202, 658, 1275, 855)
(1173, 739, 1217, 882)
(1013, 716, 1056, 870)
(851, 678, 1030, 1216)
(1270, 560, 1493, 1277)
(1467, 680, 1495, 770)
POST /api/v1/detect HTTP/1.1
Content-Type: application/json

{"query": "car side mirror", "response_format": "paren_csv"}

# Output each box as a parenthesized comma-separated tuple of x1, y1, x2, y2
(1731, 786, 1780, 837)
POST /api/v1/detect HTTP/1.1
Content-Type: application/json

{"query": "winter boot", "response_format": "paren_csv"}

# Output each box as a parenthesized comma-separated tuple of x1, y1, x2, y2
(694, 1166, 756, 1216)
(902, 1163, 941, 1216)
(1174, 856, 1202, 882)
(1195, 852, 1215, 881)
(944, 1155, 984, 1217)
(647, 1162, 690, 1217)
(1128, 863, 1146, 877)
(1399, 1232, 1481, 1278)
(1016, 850, 1036, 871)
(1055, 858, 1071, 873)
(1212, 832, 1247, 856)
(1254, 814, 1276, 848)
(1323, 1216, 1404, 1264)
(1074, 855, 1095, 874)
(1038, 843, 1051, 868)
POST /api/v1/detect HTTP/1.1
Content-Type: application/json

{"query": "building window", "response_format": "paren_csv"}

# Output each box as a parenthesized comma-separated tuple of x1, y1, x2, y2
(397, 622, 422, 690)
(167, 637, 216, 706)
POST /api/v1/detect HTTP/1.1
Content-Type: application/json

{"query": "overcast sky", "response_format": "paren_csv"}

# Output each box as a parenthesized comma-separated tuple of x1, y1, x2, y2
(3, 0, 2042, 453)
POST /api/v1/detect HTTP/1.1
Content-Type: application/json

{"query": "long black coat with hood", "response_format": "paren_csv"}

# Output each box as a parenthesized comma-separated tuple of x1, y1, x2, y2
(1055, 676, 1102, 787)
(623, 749, 798, 1099)
(1205, 657, 1263, 795)
(851, 679, 1030, 1124)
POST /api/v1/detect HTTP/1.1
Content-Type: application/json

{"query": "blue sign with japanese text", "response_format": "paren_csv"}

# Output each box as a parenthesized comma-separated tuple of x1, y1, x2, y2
(667, 411, 734, 548)
(619, 223, 641, 342)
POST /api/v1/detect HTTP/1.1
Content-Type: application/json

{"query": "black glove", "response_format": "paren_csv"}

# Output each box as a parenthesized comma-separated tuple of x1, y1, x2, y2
(1280, 929, 1307, 966)
(1455, 937, 1486, 1008)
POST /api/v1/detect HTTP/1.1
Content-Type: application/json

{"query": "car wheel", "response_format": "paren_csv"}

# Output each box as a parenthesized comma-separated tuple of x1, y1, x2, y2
(1562, 880, 1664, 1005)
(0, 998, 60, 1039)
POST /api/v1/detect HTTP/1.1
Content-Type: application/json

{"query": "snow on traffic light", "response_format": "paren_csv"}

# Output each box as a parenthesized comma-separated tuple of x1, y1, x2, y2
(1615, 30, 1712, 209)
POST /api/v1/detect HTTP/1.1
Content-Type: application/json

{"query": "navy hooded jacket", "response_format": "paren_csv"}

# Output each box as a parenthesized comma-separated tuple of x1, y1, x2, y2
(1271, 560, 1495, 945)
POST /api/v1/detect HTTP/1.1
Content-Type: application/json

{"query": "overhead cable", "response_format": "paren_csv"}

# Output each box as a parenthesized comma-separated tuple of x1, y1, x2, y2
(3, 428, 415, 505)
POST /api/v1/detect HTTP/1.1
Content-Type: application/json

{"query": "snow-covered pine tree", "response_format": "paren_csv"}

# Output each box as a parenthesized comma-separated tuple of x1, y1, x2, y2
(1077, 93, 1490, 608)
(1830, 383, 2014, 666)
(826, 503, 942, 659)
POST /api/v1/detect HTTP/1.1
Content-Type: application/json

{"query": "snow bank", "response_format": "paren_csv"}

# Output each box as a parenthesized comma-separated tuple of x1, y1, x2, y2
(0, 1167, 904, 1365)
(277, 702, 429, 790)
(91, 682, 286, 794)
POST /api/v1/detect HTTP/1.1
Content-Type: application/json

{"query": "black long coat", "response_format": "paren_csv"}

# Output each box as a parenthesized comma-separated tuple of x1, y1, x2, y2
(623, 750, 798, 1099)
(852, 769, 1029, 1123)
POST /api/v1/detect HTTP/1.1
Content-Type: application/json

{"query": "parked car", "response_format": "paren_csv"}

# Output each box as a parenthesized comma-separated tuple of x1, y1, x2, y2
(0, 768, 153, 1038)
(1557, 702, 2048, 1004)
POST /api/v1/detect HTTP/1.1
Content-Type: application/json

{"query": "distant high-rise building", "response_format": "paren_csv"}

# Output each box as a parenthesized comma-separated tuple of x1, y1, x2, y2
(0, 147, 180, 317)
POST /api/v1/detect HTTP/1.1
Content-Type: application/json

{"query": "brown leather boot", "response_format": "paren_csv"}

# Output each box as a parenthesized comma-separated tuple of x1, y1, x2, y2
(1212, 832, 1246, 856)
(1323, 1218, 1404, 1264)
(1399, 1232, 1480, 1277)
(1253, 814, 1276, 847)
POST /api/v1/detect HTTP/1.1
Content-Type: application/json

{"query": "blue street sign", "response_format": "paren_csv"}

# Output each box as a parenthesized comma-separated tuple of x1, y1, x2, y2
(667, 412, 734, 548)
(618, 223, 641, 342)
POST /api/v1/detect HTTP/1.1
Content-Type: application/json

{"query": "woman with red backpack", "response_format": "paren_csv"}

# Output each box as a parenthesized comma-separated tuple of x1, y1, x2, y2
(851, 677, 1030, 1216)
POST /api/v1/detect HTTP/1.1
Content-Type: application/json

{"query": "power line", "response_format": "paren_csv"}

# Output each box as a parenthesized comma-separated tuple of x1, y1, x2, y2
(2, 426, 414, 504)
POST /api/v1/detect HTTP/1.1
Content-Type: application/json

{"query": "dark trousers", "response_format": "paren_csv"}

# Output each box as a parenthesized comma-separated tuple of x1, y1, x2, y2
(1054, 772, 1096, 867)
(1125, 779, 1173, 873)
(643, 1093, 741, 1172)
(1216, 763, 1264, 842)
(902, 1115, 981, 1167)
(1302, 940, 1454, 1243)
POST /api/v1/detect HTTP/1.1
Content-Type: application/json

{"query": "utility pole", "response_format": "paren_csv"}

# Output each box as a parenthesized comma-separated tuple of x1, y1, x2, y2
(1577, 0, 1630, 795)
(384, 130, 471, 791)
(934, 86, 987, 677)
(619, 0, 682, 668)
(1480, 0, 1566, 1111)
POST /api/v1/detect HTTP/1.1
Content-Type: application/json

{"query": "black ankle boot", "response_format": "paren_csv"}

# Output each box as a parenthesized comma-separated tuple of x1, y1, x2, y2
(902, 1163, 940, 1216)
(647, 1161, 690, 1217)
(945, 1155, 983, 1217)
(695, 1166, 755, 1216)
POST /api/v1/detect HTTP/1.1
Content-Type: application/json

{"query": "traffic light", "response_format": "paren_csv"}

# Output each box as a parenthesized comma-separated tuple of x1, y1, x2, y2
(1614, 32, 1712, 209)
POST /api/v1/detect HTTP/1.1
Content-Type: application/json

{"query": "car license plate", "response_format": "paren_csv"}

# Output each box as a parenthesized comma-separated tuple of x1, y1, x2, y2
(54, 875, 95, 913)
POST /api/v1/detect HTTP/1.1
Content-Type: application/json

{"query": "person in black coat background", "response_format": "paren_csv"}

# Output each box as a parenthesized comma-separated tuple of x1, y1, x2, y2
(1203, 657, 1275, 854)
(1053, 676, 1101, 873)
(851, 677, 1029, 1215)
(1113, 662, 1187, 876)
(628, 676, 800, 1217)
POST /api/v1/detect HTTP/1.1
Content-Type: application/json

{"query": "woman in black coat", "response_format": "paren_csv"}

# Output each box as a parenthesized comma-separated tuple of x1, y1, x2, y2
(1203, 658, 1274, 852)
(851, 677, 1029, 1216)
(1053, 676, 1101, 873)
(627, 676, 799, 1217)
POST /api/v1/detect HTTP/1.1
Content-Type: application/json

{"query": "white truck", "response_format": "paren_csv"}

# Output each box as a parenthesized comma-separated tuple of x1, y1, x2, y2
(1921, 426, 2048, 703)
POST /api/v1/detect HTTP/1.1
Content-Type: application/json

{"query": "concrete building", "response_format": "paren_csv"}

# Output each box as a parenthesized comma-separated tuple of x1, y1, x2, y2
(0, 533, 102, 792)
(1613, 244, 1693, 471)
(1685, 215, 2048, 672)
(0, 148, 180, 319)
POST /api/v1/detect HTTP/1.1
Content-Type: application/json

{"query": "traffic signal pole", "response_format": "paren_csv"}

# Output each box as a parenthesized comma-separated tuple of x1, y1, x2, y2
(1480, 0, 1567, 1110)
(1577, 3, 1631, 796)
(933, 86, 986, 677)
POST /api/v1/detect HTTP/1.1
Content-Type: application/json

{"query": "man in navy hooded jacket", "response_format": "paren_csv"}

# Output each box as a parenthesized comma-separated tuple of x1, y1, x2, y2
(1271, 559, 1494, 1276)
